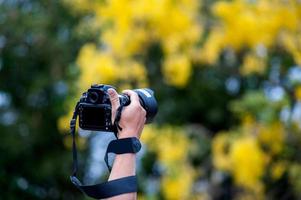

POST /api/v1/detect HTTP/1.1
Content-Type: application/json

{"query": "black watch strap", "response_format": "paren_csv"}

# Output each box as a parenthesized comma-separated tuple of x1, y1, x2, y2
(105, 137, 142, 171)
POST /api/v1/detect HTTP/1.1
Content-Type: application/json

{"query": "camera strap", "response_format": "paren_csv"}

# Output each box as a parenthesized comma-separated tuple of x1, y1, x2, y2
(113, 104, 125, 137)
(69, 103, 141, 199)
(104, 137, 141, 171)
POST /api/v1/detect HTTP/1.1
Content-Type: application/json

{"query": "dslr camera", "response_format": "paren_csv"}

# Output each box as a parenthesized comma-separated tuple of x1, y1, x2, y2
(78, 84, 158, 132)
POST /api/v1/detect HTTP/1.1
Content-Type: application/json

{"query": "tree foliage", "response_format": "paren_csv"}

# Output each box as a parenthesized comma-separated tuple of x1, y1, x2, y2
(0, 1, 90, 199)
(2, 0, 301, 199)
(62, 0, 301, 199)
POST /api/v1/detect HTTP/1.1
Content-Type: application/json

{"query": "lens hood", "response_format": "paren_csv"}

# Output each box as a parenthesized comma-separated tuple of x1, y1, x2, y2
(134, 88, 158, 123)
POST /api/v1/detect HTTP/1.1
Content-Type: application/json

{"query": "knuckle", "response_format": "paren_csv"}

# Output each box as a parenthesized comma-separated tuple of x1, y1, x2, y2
(111, 96, 119, 103)
(110, 92, 117, 98)
(136, 106, 146, 116)
(142, 109, 146, 115)
(133, 94, 139, 99)
(132, 104, 140, 110)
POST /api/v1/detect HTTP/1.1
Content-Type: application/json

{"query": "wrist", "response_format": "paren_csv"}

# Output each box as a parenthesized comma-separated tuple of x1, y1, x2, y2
(118, 130, 140, 139)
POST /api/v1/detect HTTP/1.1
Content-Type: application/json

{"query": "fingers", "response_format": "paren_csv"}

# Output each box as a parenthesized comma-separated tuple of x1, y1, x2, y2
(122, 90, 140, 104)
(108, 88, 120, 122)
(123, 89, 146, 116)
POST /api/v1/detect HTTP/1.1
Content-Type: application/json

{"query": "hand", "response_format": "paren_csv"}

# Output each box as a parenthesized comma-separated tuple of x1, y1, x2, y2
(108, 88, 146, 139)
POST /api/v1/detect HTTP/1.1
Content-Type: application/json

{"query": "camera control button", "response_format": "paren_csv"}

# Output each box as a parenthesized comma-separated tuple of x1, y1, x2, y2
(91, 84, 103, 88)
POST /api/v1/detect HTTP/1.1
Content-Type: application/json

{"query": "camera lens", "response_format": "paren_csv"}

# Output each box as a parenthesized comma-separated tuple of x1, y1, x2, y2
(133, 88, 158, 124)
(89, 91, 99, 103)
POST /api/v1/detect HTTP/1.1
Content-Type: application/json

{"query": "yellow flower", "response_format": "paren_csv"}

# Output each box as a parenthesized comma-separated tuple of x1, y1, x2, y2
(63, 135, 86, 150)
(295, 85, 301, 101)
(258, 122, 284, 155)
(212, 133, 231, 171)
(72, 42, 148, 118)
(199, 30, 224, 64)
(271, 162, 287, 180)
(58, 110, 73, 132)
(142, 125, 190, 164)
(229, 136, 266, 190)
(141, 125, 195, 199)
(242, 114, 256, 130)
(144, 126, 189, 164)
(204, 0, 301, 72)
(281, 32, 301, 65)
(118, 61, 148, 87)
(140, 125, 157, 145)
(76, 43, 121, 89)
(288, 163, 301, 195)
(163, 54, 191, 87)
(162, 165, 194, 200)
(240, 53, 266, 76)
(212, 0, 300, 49)
(63, 0, 98, 12)
(67, 0, 203, 89)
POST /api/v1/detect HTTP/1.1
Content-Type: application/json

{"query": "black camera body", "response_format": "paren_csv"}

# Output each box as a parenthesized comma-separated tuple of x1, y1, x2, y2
(78, 84, 158, 132)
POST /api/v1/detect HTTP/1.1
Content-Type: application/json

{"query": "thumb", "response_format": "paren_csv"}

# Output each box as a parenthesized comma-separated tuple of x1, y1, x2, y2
(108, 88, 120, 123)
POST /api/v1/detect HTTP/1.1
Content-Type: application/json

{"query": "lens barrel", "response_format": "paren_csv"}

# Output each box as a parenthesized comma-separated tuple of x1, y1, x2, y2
(134, 89, 158, 123)
(119, 89, 158, 124)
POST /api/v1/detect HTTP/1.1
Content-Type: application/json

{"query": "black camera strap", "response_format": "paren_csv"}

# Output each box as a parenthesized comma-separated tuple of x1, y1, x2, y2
(113, 103, 125, 137)
(104, 137, 141, 171)
(69, 103, 141, 199)
(70, 175, 137, 199)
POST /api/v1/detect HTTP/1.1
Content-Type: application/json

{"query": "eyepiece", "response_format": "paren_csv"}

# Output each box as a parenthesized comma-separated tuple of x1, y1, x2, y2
(89, 91, 99, 103)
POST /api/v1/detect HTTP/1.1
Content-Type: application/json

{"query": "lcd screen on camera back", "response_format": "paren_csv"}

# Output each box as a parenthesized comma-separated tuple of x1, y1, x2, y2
(81, 106, 107, 129)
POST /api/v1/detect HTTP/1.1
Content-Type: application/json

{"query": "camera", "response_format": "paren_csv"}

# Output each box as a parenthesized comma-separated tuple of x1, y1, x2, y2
(78, 84, 158, 132)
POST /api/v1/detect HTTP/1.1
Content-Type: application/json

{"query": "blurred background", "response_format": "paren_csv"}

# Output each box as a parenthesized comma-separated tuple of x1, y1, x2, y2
(1, 0, 301, 199)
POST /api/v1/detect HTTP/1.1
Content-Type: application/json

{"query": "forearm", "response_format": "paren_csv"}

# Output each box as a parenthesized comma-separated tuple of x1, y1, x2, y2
(106, 153, 137, 200)
(106, 88, 145, 200)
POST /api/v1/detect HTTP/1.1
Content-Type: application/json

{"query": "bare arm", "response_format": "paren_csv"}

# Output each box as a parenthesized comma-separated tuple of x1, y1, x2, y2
(106, 89, 146, 200)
